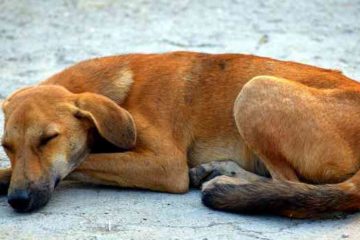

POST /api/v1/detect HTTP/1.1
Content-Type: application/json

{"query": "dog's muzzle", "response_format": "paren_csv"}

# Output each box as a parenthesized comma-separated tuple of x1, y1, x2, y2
(7, 184, 53, 212)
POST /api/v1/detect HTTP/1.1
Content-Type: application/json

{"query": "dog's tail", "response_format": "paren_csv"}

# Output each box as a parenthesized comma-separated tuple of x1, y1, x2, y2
(201, 173, 360, 218)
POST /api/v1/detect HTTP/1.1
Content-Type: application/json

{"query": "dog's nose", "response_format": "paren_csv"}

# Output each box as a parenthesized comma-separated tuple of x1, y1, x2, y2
(8, 189, 31, 212)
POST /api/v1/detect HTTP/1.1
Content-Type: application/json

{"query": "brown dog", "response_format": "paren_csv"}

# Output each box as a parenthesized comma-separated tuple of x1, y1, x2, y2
(1, 51, 360, 218)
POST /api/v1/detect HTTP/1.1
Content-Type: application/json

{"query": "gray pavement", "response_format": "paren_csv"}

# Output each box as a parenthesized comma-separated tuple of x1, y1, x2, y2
(1, 0, 360, 239)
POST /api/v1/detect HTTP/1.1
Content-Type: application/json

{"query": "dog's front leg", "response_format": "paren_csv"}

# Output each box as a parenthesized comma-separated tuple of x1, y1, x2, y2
(67, 150, 189, 193)
(0, 168, 11, 195)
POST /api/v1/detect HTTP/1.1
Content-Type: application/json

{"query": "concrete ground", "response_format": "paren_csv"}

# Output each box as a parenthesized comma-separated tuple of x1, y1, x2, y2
(1, 0, 360, 239)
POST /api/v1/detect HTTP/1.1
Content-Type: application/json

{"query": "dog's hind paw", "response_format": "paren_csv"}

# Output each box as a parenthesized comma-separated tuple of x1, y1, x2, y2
(190, 160, 268, 189)
(189, 160, 244, 188)
(202, 175, 248, 191)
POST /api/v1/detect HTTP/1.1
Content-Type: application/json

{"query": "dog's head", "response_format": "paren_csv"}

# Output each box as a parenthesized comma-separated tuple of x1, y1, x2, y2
(1, 85, 136, 212)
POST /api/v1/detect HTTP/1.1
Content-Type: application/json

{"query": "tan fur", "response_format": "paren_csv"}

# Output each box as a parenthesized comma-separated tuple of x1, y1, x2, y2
(100, 67, 134, 104)
(235, 76, 360, 183)
(2, 51, 360, 216)
(202, 175, 249, 191)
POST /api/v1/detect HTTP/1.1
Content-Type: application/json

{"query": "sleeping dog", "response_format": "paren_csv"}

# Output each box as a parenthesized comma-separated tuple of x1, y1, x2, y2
(1, 52, 360, 218)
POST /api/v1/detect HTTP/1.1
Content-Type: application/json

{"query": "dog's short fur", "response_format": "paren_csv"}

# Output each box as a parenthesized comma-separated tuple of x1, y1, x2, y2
(1, 51, 360, 218)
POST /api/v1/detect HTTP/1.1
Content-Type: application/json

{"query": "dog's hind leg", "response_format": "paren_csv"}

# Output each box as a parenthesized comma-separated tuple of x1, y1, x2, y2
(200, 76, 360, 218)
(233, 76, 308, 182)
(0, 168, 11, 195)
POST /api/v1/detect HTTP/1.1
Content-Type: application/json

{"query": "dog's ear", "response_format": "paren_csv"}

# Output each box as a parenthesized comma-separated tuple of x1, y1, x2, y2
(74, 93, 136, 149)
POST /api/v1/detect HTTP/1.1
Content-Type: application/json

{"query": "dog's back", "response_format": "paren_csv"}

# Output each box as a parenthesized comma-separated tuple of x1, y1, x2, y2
(43, 52, 359, 173)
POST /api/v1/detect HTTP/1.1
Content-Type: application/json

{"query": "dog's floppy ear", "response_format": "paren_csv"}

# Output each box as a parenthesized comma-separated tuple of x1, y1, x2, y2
(74, 92, 136, 149)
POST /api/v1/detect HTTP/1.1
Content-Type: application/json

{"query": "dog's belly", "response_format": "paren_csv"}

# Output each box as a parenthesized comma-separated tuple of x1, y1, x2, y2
(187, 135, 269, 176)
(188, 138, 243, 167)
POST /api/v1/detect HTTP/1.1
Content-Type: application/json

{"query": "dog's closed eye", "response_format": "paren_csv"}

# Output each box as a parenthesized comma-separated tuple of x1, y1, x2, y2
(39, 133, 59, 147)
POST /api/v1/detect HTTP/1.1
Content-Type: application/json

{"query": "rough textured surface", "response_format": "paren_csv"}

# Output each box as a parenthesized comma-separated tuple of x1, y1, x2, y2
(1, 0, 360, 239)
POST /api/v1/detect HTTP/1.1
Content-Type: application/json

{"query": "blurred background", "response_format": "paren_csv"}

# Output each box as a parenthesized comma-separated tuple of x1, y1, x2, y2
(1, 1, 360, 239)
(1, 0, 360, 98)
